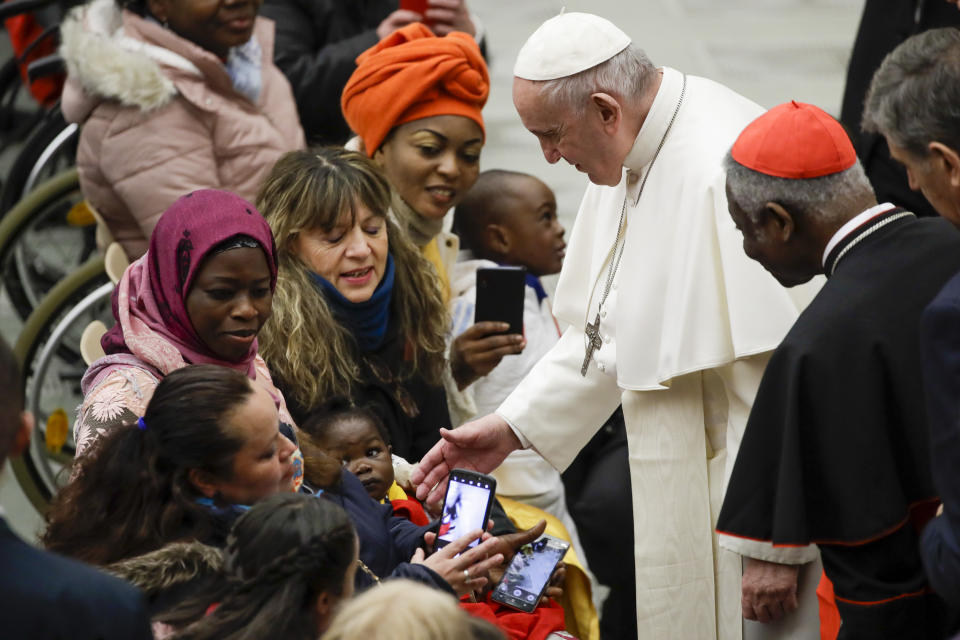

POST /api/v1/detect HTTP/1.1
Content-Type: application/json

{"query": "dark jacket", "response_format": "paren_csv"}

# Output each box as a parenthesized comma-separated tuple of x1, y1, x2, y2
(318, 469, 454, 594)
(283, 323, 452, 464)
(0, 516, 153, 639)
(921, 269, 960, 609)
(840, 0, 960, 219)
(259, 0, 394, 146)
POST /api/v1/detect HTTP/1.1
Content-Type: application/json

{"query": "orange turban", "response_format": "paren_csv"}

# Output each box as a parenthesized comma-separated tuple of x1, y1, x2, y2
(341, 23, 489, 157)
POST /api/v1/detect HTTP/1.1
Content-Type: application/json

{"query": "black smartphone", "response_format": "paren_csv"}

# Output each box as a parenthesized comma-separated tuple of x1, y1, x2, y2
(474, 266, 526, 336)
(435, 468, 497, 550)
(491, 534, 570, 613)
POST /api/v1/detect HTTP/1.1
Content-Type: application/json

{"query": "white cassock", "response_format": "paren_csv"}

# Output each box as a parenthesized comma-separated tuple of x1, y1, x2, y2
(497, 67, 822, 639)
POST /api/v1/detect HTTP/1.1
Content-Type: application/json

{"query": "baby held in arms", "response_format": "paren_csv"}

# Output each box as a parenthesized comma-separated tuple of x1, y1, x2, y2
(299, 405, 430, 525)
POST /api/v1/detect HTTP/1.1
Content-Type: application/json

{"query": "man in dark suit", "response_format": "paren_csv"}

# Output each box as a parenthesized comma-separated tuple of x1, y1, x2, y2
(863, 27, 960, 613)
(0, 337, 152, 639)
(840, 0, 960, 219)
(716, 101, 959, 639)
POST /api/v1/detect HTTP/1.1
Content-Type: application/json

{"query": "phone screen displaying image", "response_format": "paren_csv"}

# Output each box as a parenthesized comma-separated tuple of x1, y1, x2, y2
(437, 472, 494, 549)
(493, 535, 569, 612)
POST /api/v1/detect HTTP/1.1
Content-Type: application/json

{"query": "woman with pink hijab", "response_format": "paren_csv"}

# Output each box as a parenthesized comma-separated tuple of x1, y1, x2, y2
(75, 189, 301, 489)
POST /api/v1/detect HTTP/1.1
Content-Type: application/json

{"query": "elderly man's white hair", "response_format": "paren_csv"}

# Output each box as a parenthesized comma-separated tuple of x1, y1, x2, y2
(724, 152, 874, 225)
(535, 44, 657, 117)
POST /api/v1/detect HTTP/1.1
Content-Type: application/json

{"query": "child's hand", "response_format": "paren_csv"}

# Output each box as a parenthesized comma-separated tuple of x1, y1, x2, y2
(450, 322, 525, 390)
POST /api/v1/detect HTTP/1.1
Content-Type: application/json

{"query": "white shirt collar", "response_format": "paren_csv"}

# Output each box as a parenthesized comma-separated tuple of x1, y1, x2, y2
(623, 67, 683, 174)
(821, 202, 896, 268)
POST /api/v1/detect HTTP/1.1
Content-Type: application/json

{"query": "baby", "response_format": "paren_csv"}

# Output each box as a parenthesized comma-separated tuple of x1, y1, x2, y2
(300, 405, 429, 525)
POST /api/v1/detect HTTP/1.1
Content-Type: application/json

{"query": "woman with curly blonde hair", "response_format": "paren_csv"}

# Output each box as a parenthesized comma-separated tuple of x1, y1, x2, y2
(257, 148, 451, 462)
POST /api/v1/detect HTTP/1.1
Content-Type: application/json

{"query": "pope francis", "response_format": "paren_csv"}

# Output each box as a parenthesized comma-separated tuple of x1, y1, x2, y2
(413, 12, 820, 639)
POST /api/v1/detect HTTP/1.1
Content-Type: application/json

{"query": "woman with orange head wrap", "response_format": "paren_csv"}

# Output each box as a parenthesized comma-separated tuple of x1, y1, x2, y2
(342, 23, 526, 402)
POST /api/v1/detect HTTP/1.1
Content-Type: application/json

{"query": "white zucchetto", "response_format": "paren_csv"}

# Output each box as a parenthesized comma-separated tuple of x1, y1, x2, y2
(513, 12, 631, 81)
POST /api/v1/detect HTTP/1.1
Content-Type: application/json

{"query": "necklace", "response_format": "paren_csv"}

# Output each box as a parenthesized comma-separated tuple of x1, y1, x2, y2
(828, 211, 915, 275)
(581, 74, 687, 376)
(357, 559, 381, 584)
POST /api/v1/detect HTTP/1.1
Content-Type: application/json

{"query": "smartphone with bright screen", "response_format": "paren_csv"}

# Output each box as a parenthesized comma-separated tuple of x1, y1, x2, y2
(436, 469, 496, 549)
(492, 534, 570, 613)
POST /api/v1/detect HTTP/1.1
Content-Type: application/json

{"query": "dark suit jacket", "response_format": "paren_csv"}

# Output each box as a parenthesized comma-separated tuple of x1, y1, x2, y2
(840, 0, 960, 219)
(0, 516, 152, 639)
(921, 269, 960, 609)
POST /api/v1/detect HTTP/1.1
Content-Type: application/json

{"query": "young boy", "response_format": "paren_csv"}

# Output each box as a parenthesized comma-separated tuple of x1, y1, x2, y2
(299, 406, 429, 525)
(450, 170, 577, 534)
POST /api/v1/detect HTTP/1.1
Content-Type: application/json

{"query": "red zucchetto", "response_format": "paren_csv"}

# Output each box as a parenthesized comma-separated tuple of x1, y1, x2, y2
(731, 101, 857, 179)
(341, 23, 489, 157)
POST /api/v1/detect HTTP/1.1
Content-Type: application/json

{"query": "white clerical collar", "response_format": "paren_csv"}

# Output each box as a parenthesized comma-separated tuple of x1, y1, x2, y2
(623, 67, 683, 174)
(821, 202, 897, 268)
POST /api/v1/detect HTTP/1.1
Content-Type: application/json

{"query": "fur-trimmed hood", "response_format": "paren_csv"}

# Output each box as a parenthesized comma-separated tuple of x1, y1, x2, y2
(60, 0, 189, 119)
(105, 541, 224, 596)
(59, 0, 275, 122)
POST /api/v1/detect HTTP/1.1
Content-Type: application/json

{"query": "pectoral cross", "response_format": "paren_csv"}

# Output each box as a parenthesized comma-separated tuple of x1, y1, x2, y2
(581, 313, 604, 376)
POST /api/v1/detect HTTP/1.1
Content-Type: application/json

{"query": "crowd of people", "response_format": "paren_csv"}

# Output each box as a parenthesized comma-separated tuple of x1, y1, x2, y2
(5, 0, 960, 639)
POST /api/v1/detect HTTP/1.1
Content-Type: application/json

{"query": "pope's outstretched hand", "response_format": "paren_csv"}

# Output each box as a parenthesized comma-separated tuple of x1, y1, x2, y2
(412, 414, 521, 506)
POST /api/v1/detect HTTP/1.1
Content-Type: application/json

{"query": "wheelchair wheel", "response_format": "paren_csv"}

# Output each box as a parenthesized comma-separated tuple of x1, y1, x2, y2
(0, 109, 78, 213)
(11, 255, 111, 510)
(0, 168, 94, 323)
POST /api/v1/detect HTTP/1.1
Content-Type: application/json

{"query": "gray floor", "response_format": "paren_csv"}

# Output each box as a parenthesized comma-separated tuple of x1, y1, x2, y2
(0, 0, 867, 542)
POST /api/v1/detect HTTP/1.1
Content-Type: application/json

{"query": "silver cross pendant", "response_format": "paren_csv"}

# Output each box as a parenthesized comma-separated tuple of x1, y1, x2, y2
(581, 313, 603, 376)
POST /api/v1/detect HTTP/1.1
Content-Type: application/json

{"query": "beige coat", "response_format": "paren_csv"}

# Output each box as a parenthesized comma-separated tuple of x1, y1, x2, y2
(60, 0, 305, 259)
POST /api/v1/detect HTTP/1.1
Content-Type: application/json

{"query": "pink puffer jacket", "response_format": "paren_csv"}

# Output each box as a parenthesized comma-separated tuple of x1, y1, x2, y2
(60, 0, 305, 259)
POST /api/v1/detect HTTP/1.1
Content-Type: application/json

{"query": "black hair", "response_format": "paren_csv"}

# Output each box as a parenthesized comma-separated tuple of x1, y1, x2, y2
(453, 169, 532, 256)
(209, 234, 262, 257)
(301, 403, 391, 447)
(170, 493, 356, 640)
(42, 365, 255, 565)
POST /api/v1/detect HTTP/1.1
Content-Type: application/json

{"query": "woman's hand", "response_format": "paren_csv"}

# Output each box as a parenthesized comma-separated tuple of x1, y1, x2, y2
(425, 0, 476, 36)
(450, 322, 525, 390)
(412, 528, 504, 597)
(376, 9, 423, 40)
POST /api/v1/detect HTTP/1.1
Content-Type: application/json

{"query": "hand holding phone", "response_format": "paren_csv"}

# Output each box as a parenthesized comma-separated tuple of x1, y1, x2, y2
(398, 0, 428, 15)
(436, 469, 497, 549)
(475, 266, 526, 336)
(491, 534, 570, 613)
(416, 528, 505, 597)
(398, 0, 432, 27)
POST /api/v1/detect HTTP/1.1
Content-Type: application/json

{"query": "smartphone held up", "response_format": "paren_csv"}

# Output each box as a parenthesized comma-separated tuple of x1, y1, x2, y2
(492, 534, 569, 613)
(436, 469, 497, 550)
(399, 0, 431, 24)
(474, 266, 526, 336)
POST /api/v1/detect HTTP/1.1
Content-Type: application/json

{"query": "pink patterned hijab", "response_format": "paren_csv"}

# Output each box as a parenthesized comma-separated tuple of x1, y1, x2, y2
(100, 190, 278, 378)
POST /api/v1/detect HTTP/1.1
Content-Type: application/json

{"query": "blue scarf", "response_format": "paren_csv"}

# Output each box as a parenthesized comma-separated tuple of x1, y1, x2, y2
(195, 496, 250, 515)
(525, 273, 548, 306)
(310, 255, 395, 352)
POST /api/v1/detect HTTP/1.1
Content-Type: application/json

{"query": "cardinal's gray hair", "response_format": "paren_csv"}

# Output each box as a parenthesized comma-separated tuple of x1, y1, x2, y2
(724, 152, 873, 224)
